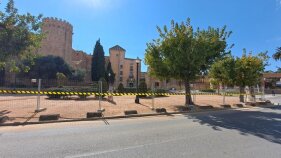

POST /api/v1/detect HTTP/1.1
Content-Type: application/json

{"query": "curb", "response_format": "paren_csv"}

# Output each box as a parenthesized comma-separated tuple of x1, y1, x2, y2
(0, 104, 279, 127)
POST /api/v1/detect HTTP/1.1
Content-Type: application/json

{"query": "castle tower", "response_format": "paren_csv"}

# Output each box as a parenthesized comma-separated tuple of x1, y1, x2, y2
(109, 45, 126, 87)
(38, 17, 73, 65)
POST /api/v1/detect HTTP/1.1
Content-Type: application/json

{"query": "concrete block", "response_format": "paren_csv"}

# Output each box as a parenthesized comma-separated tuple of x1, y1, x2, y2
(198, 105, 214, 110)
(220, 104, 231, 108)
(233, 104, 243, 108)
(87, 112, 102, 118)
(155, 108, 167, 113)
(39, 114, 60, 121)
(124, 110, 138, 115)
(245, 102, 257, 106)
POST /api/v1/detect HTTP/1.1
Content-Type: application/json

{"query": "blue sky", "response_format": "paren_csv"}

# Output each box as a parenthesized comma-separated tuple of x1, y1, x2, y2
(1, 0, 281, 72)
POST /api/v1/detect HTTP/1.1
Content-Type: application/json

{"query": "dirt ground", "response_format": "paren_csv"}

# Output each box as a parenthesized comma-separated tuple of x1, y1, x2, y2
(0, 94, 241, 123)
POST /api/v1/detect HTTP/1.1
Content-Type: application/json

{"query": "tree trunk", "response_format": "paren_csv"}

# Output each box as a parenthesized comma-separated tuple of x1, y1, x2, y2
(223, 85, 226, 105)
(249, 86, 256, 103)
(239, 86, 244, 103)
(184, 79, 193, 106)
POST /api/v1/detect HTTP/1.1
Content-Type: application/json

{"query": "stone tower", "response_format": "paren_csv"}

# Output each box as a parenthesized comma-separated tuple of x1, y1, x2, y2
(38, 17, 73, 65)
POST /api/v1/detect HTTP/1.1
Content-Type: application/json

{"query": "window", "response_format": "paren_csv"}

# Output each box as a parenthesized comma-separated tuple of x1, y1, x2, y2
(119, 77, 123, 82)
(120, 65, 123, 69)
(130, 66, 133, 71)
(120, 71, 123, 75)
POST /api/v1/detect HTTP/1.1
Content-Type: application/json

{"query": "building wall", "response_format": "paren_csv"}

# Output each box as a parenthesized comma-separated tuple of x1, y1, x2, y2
(144, 71, 210, 90)
(38, 17, 73, 65)
(109, 46, 141, 88)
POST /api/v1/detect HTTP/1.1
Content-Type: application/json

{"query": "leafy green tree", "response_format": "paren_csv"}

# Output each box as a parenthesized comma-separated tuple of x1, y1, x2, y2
(145, 18, 232, 106)
(19, 55, 72, 79)
(0, 0, 43, 72)
(105, 61, 115, 85)
(91, 39, 105, 81)
(209, 56, 236, 88)
(273, 47, 281, 61)
(209, 56, 236, 104)
(235, 49, 268, 102)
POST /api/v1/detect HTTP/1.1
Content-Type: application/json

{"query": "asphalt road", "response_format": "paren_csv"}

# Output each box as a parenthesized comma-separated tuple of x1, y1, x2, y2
(1, 105, 281, 158)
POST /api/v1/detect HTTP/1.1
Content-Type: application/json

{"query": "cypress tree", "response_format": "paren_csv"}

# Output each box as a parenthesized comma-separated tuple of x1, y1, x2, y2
(91, 39, 105, 81)
(105, 61, 115, 84)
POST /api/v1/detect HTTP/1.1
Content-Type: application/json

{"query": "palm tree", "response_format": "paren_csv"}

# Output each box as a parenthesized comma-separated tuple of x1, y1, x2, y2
(273, 47, 281, 61)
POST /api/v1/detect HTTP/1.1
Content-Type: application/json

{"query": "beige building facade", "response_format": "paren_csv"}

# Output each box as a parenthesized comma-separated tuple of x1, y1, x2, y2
(38, 17, 73, 65)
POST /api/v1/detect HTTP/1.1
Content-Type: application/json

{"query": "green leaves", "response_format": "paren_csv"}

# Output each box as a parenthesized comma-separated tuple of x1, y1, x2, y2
(210, 50, 268, 88)
(209, 56, 236, 86)
(91, 39, 106, 82)
(273, 47, 281, 61)
(0, 0, 43, 71)
(145, 18, 232, 81)
(235, 50, 268, 87)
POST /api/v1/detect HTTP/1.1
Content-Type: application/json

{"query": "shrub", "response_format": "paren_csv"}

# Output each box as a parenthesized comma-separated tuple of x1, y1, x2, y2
(46, 87, 72, 99)
(200, 89, 216, 93)
(76, 87, 95, 99)
(138, 79, 148, 97)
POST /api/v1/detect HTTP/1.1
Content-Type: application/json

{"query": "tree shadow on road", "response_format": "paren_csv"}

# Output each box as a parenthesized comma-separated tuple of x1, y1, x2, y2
(183, 106, 281, 144)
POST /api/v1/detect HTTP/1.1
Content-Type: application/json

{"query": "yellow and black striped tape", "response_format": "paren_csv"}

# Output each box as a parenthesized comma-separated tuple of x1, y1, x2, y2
(0, 89, 263, 96)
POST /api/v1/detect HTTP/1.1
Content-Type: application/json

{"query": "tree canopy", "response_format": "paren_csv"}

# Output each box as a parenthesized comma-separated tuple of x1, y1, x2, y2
(20, 55, 72, 79)
(91, 39, 105, 82)
(0, 0, 43, 72)
(210, 49, 268, 102)
(145, 18, 232, 105)
(209, 56, 236, 87)
(105, 61, 115, 85)
(273, 47, 281, 61)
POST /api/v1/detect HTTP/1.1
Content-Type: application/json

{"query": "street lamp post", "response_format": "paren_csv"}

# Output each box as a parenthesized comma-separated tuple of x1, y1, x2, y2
(108, 72, 113, 102)
(135, 57, 140, 104)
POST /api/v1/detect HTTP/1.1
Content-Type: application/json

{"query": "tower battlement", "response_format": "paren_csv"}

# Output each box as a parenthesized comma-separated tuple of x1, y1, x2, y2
(43, 17, 73, 31)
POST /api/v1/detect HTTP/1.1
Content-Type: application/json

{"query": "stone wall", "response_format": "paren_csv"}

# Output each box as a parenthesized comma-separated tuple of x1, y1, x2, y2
(38, 17, 73, 65)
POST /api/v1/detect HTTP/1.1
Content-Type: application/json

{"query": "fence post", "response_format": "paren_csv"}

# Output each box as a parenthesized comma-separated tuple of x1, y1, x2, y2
(35, 79, 46, 112)
(151, 84, 155, 110)
(97, 81, 105, 113)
